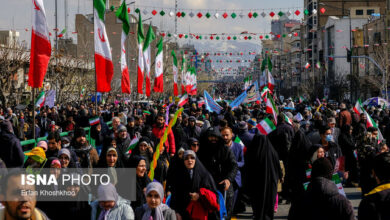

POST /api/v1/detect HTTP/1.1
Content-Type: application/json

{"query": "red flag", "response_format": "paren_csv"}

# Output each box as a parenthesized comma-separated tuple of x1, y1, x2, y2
(28, 0, 51, 88)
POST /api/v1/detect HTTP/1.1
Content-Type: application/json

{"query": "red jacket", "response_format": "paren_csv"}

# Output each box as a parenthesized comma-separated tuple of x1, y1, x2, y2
(152, 124, 176, 155)
(186, 188, 219, 220)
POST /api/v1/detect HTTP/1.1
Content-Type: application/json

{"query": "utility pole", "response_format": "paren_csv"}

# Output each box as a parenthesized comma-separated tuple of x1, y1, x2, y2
(65, 0, 68, 39)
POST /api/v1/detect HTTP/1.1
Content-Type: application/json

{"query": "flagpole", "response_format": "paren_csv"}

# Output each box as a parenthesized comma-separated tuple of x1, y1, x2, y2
(32, 88, 36, 140)
(93, 0, 98, 114)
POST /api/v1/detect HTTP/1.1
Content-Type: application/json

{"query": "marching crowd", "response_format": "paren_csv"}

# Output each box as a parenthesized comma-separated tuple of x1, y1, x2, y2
(0, 97, 389, 220)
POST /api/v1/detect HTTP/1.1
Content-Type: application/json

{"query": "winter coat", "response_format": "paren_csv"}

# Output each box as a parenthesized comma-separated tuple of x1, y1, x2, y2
(268, 122, 294, 163)
(0, 130, 24, 168)
(358, 182, 390, 220)
(135, 205, 176, 220)
(229, 142, 244, 187)
(152, 124, 176, 155)
(186, 188, 219, 220)
(289, 177, 355, 220)
(237, 130, 254, 149)
(91, 196, 134, 220)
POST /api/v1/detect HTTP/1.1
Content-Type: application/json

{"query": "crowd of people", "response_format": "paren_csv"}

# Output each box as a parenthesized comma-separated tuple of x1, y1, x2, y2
(0, 96, 389, 220)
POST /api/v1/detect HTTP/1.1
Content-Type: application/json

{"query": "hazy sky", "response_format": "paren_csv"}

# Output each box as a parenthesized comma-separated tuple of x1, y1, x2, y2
(1, 0, 303, 41)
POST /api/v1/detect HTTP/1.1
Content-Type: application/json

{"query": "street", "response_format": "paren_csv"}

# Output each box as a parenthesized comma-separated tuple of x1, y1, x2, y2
(235, 187, 362, 219)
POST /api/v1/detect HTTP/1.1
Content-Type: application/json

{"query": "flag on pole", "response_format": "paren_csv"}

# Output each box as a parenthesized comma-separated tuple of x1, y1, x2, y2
(181, 54, 186, 95)
(353, 99, 364, 115)
(305, 62, 311, 69)
(89, 117, 100, 126)
(266, 92, 278, 124)
(137, 12, 145, 94)
(178, 93, 188, 107)
(116, 0, 131, 94)
(283, 113, 293, 125)
(365, 110, 384, 142)
(315, 61, 321, 69)
(28, 0, 51, 88)
(153, 38, 163, 93)
(126, 136, 139, 154)
(299, 96, 305, 103)
(171, 50, 179, 96)
(143, 24, 156, 97)
(260, 86, 271, 98)
(256, 117, 276, 135)
(57, 28, 66, 38)
(35, 91, 45, 108)
(94, 0, 113, 92)
(268, 72, 275, 92)
(189, 68, 197, 95)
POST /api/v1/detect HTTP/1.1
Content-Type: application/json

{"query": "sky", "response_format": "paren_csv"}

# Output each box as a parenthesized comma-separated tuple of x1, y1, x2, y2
(0, 0, 303, 68)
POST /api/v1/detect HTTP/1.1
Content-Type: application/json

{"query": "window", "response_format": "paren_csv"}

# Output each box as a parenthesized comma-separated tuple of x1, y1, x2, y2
(356, 9, 364, 15)
(367, 9, 375, 15)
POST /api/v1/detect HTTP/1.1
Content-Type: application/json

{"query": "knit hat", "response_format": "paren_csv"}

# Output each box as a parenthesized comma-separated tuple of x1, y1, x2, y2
(58, 148, 71, 160)
(51, 159, 61, 168)
(146, 182, 164, 200)
(238, 121, 248, 130)
(311, 157, 334, 180)
(117, 125, 127, 132)
(247, 118, 257, 127)
(184, 150, 196, 159)
(37, 141, 48, 152)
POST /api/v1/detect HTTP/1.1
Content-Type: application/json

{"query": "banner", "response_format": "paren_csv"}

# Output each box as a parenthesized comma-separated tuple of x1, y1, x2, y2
(204, 91, 223, 114)
(45, 90, 56, 108)
(230, 91, 247, 109)
(244, 81, 260, 103)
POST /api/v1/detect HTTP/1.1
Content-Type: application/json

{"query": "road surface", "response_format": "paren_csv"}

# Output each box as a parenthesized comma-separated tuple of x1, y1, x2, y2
(234, 187, 362, 219)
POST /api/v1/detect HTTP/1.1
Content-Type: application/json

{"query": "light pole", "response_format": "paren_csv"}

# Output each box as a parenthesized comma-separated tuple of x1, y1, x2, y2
(319, 2, 352, 100)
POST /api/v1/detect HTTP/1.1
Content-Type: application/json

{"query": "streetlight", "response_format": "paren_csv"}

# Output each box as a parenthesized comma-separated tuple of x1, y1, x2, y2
(319, 2, 353, 100)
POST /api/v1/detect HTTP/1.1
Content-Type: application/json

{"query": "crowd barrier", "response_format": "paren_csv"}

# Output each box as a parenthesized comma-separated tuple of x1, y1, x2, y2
(21, 121, 113, 151)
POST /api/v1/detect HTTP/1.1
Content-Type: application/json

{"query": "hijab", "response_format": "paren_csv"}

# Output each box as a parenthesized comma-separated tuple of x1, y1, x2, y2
(141, 182, 170, 220)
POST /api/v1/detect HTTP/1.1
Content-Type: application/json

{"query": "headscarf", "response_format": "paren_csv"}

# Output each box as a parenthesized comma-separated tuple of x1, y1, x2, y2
(97, 183, 118, 202)
(141, 182, 170, 220)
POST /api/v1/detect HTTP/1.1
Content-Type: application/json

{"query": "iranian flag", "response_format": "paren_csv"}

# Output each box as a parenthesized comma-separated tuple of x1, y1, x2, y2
(89, 117, 100, 126)
(35, 91, 45, 108)
(178, 93, 189, 107)
(256, 117, 276, 135)
(94, 0, 113, 92)
(185, 67, 192, 93)
(365, 110, 384, 142)
(244, 76, 250, 90)
(57, 28, 66, 38)
(268, 72, 275, 92)
(315, 61, 321, 69)
(266, 92, 279, 124)
(305, 62, 311, 69)
(116, 0, 131, 94)
(143, 24, 156, 97)
(137, 12, 145, 94)
(261, 86, 271, 98)
(190, 69, 197, 95)
(171, 50, 179, 96)
(126, 136, 139, 154)
(153, 38, 163, 93)
(299, 96, 305, 103)
(353, 99, 364, 115)
(284, 113, 293, 125)
(28, 0, 52, 88)
(181, 54, 186, 95)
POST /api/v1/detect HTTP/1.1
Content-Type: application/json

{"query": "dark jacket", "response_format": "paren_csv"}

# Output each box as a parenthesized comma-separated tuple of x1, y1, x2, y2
(237, 130, 254, 148)
(198, 138, 238, 192)
(289, 177, 355, 220)
(229, 142, 244, 187)
(268, 122, 294, 163)
(324, 141, 343, 169)
(358, 182, 390, 220)
(0, 130, 24, 168)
